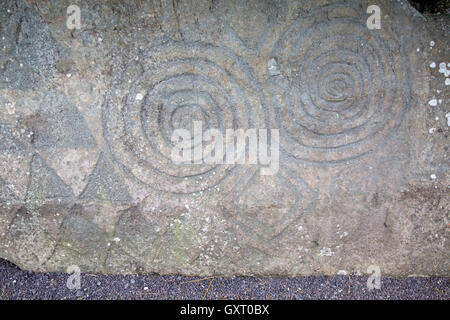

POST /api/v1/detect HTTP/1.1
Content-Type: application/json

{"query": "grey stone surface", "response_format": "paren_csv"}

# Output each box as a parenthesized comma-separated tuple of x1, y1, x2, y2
(0, 0, 448, 276)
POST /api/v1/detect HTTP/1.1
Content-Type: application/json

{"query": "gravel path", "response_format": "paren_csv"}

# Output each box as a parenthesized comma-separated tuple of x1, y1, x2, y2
(0, 259, 447, 300)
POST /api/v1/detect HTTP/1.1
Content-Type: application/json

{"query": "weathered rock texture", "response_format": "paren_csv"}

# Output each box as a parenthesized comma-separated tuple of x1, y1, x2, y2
(0, 0, 448, 276)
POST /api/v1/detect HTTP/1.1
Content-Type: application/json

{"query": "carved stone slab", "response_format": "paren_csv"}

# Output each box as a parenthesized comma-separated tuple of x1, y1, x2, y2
(0, 0, 448, 276)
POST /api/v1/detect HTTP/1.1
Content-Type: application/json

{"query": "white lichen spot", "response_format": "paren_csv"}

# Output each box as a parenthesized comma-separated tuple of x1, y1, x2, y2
(446, 113, 450, 126)
(113, 237, 121, 242)
(429, 127, 436, 134)
(430, 40, 435, 47)
(430, 174, 437, 180)
(428, 99, 437, 107)
(268, 57, 281, 76)
(135, 93, 143, 101)
(319, 247, 334, 257)
(438, 62, 450, 77)
(445, 78, 450, 86)
(337, 270, 347, 275)
(430, 62, 436, 68)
